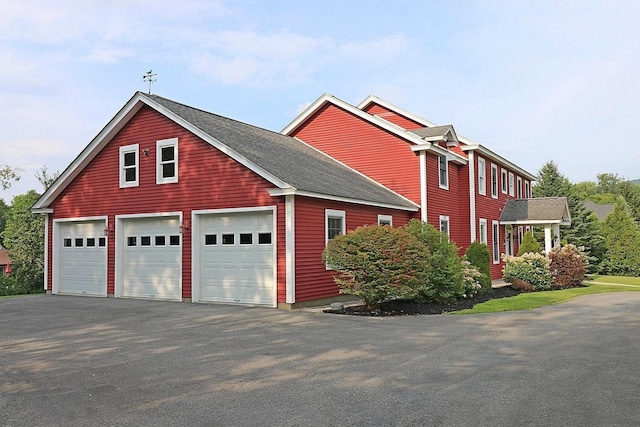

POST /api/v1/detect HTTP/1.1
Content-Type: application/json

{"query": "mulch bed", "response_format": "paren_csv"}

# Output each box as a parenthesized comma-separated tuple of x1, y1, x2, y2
(325, 286, 522, 316)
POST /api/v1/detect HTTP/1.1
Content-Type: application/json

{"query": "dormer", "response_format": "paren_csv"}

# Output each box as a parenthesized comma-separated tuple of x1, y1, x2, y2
(409, 125, 459, 148)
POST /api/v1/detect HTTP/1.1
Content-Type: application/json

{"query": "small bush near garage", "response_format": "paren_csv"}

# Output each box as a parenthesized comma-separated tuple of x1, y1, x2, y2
(0, 274, 43, 296)
(403, 220, 466, 304)
(503, 252, 552, 291)
(548, 244, 588, 288)
(322, 225, 431, 308)
(517, 231, 542, 256)
(464, 242, 492, 293)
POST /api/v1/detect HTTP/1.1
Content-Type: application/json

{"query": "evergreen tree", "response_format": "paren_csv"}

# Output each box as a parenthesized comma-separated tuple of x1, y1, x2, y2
(600, 200, 640, 276)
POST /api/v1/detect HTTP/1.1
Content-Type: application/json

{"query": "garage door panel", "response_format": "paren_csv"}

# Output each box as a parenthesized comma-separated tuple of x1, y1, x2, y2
(198, 211, 275, 306)
(122, 216, 181, 300)
(58, 221, 107, 296)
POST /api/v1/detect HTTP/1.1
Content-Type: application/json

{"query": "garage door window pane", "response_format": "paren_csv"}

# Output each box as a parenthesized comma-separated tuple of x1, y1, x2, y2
(222, 234, 234, 245)
(128, 236, 137, 246)
(87, 238, 96, 247)
(98, 237, 106, 247)
(205, 234, 217, 245)
(169, 235, 180, 246)
(64, 238, 72, 247)
(75, 238, 84, 247)
(141, 236, 151, 246)
(258, 233, 272, 245)
(155, 235, 166, 246)
(240, 233, 253, 245)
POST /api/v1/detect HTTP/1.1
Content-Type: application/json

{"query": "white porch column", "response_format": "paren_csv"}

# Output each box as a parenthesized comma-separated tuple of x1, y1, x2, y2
(419, 151, 427, 222)
(553, 224, 560, 248)
(544, 225, 552, 254)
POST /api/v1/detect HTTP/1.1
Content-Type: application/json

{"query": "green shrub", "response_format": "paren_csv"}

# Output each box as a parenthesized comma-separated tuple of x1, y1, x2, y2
(322, 225, 430, 307)
(502, 253, 552, 291)
(0, 274, 43, 296)
(404, 220, 465, 303)
(548, 244, 588, 288)
(517, 231, 542, 255)
(464, 241, 492, 293)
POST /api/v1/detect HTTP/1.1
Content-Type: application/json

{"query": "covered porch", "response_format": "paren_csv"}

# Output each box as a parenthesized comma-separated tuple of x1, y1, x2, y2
(499, 197, 572, 253)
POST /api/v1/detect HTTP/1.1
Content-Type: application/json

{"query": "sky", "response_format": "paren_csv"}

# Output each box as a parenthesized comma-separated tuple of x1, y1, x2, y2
(1, 0, 639, 202)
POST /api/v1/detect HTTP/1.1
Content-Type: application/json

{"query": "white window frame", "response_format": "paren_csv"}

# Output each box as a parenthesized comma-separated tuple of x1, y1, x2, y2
(524, 180, 530, 198)
(119, 144, 139, 188)
(517, 176, 523, 199)
(156, 138, 179, 184)
(479, 218, 487, 244)
(378, 214, 393, 226)
(508, 172, 515, 197)
(501, 168, 508, 194)
(439, 215, 450, 241)
(325, 209, 345, 245)
(438, 155, 448, 189)
(492, 221, 500, 264)
(477, 157, 486, 196)
(518, 226, 524, 245)
(490, 163, 498, 199)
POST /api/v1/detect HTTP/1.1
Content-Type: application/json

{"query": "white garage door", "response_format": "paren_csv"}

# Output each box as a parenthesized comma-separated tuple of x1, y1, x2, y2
(59, 221, 107, 296)
(199, 211, 275, 306)
(122, 216, 181, 300)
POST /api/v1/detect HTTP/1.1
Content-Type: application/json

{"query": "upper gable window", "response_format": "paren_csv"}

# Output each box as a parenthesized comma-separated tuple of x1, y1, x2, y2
(119, 144, 139, 188)
(477, 157, 486, 196)
(156, 138, 178, 184)
(438, 155, 448, 189)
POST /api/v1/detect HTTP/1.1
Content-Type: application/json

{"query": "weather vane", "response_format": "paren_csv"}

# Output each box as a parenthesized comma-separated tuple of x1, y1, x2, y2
(143, 70, 157, 94)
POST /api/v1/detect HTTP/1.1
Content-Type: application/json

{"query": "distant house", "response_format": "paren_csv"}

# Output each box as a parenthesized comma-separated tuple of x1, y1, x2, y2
(583, 201, 615, 221)
(31, 92, 565, 308)
(0, 247, 11, 276)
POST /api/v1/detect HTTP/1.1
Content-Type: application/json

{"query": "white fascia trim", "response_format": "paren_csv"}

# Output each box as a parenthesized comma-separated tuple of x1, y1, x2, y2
(285, 195, 295, 304)
(410, 144, 467, 164)
(43, 214, 49, 291)
(499, 219, 571, 226)
(468, 151, 476, 242)
(461, 143, 536, 181)
(32, 93, 147, 210)
(356, 95, 439, 127)
(268, 188, 419, 212)
(32, 208, 54, 214)
(420, 151, 427, 222)
(142, 96, 291, 190)
(282, 94, 437, 149)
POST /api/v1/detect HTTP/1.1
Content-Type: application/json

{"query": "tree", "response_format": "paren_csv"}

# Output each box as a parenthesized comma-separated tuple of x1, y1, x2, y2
(517, 231, 541, 255)
(0, 198, 8, 247)
(35, 166, 60, 191)
(0, 165, 21, 190)
(533, 161, 572, 198)
(599, 200, 640, 276)
(0, 190, 44, 291)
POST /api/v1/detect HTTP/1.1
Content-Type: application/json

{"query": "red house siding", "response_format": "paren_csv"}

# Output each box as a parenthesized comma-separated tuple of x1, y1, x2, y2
(47, 106, 287, 301)
(361, 104, 424, 130)
(291, 103, 422, 204)
(293, 197, 413, 302)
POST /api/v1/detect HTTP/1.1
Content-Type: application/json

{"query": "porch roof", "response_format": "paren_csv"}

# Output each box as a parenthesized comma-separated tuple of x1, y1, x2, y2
(499, 197, 571, 226)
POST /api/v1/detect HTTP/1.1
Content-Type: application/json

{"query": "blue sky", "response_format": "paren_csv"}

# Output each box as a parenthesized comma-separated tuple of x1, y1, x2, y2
(2, 0, 639, 201)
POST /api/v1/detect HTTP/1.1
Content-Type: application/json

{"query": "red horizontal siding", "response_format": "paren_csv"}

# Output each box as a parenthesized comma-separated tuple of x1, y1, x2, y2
(49, 106, 286, 301)
(362, 104, 424, 130)
(292, 103, 422, 204)
(294, 197, 413, 303)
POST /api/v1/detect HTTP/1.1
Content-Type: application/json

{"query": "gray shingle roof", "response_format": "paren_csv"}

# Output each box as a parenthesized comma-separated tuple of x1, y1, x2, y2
(583, 201, 614, 221)
(146, 93, 417, 210)
(409, 125, 454, 140)
(500, 197, 571, 224)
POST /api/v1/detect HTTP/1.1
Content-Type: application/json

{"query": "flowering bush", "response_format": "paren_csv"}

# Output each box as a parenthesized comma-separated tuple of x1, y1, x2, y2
(461, 260, 483, 298)
(502, 252, 552, 291)
(548, 244, 588, 288)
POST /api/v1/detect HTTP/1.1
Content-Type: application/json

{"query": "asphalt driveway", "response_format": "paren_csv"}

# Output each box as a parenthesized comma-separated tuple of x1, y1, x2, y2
(1, 293, 639, 426)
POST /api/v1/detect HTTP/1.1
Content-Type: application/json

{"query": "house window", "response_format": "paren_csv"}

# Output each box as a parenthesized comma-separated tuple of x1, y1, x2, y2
(508, 172, 515, 197)
(439, 215, 450, 241)
(119, 144, 139, 188)
(524, 180, 530, 198)
(501, 168, 508, 194)
(326, 209, 346, 243)
(491, 164, 498, 198)
(518, 226, 524, 245)
(378, 215, 393, 226)
(492, 221, 500, 264)
(258, 233, 272, 245)
(156, 138, 178, 184)
(438, 155, 448, 189)
(517, 176, 523, 198)
(477, 157, 486, 195)
(479, 218, 487, 244)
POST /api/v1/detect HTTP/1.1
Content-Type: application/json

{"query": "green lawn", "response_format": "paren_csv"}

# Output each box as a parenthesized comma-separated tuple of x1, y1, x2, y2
(455, 276, 640, 314)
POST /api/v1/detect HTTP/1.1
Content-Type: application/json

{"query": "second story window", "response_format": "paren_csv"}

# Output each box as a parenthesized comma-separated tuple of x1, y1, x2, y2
(438, 155, 448, 189)
(157, 138, 178, 184)
(478, 157, 486, 195)
(119, 144, 139, 188)
(491, 164, 498, 198)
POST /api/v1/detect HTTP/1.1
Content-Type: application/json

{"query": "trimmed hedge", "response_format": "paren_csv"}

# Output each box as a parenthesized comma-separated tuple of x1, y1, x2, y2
(465, 241, 492, 293)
